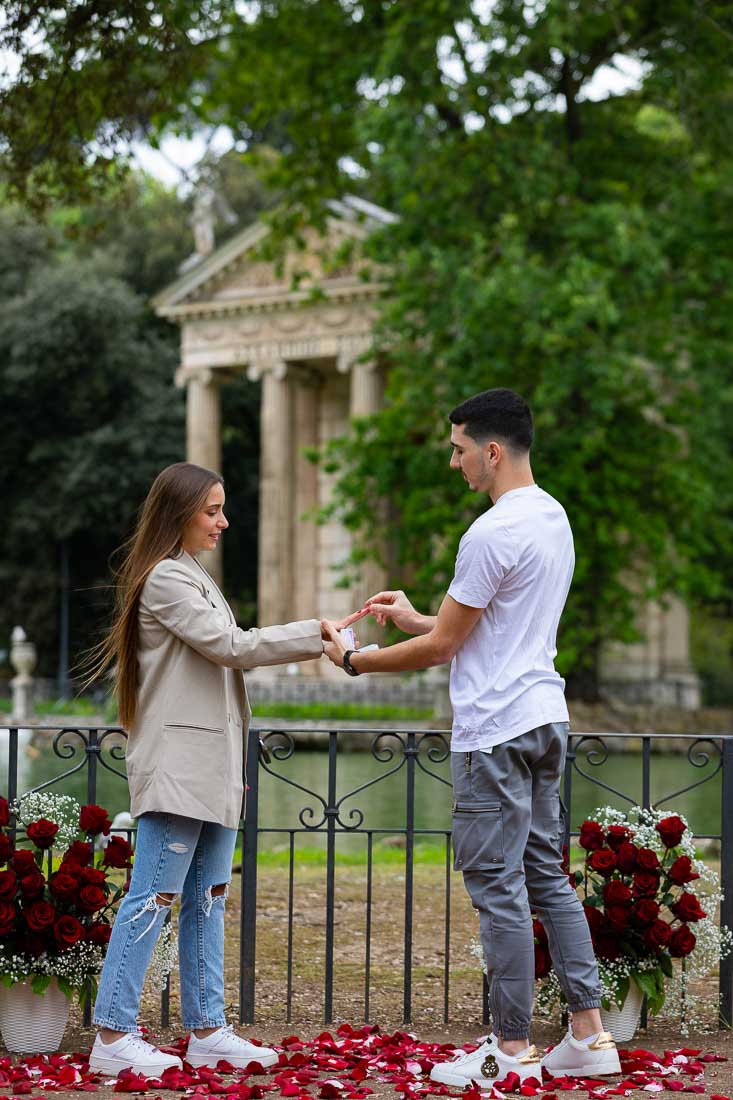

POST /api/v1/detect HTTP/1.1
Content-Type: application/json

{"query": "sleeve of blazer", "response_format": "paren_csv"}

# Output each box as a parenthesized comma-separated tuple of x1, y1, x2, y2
(141, 560, 324, 669)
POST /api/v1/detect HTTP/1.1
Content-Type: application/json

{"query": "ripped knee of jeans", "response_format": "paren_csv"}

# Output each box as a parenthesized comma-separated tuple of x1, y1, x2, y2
(123, 893, 175, 942)
(202, 882, 230, 917)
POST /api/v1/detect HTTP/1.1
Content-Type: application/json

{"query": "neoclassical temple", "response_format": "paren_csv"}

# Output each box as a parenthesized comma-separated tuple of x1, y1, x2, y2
(155, 197, 700, 704)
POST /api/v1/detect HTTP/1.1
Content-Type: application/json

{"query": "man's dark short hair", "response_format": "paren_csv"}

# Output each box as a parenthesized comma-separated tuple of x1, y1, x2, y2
(449, 388, 534, 453)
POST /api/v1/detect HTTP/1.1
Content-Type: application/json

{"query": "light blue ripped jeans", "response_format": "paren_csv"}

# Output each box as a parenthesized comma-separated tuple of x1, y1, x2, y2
(93, 812, 237, 1032)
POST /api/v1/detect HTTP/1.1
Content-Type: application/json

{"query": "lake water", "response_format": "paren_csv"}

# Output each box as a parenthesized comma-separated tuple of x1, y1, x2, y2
(1, 729, 724, 851)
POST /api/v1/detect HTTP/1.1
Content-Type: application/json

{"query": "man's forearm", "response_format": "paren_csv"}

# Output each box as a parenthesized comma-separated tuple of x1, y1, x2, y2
(350, 629, 450, 674)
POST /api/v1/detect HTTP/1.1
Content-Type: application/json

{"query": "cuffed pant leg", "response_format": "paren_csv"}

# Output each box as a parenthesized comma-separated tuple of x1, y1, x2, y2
(525, 726, 602, 1012)
(451, 745, 535, 1040)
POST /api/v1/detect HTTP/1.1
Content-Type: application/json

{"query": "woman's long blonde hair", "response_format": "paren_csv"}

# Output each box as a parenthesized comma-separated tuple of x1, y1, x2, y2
(85, 462, 224, 728)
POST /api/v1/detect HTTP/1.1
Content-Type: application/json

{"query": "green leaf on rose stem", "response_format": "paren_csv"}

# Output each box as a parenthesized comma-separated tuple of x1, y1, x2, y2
(31, 974, 52, 995)
(584, 894, 603, 907)
(57, 976, 73, 999)
(660, 952, 674, 978)
(662, 893, 674, 907)
(574, 871, 584, 886)
(632, 970, 658, 1000)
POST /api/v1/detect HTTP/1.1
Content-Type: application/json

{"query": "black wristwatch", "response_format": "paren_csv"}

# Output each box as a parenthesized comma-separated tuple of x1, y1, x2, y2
(343, 650, 361, 677)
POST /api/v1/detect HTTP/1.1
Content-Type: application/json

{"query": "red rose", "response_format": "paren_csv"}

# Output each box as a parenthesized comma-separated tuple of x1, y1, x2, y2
(0, 834, 12, 865)
(616, 841, 638, 874)
(606, 825, 632, 852)
(632, 871, 661, 897)
(78, 867, 106, 886)
(102, 836, 132, 869)
(535, 944, 552, 979)
(602, 880, 632, 906)
(78, 885, 107, 913)
(606, 904, 631, 932)
(668, 856, 700, 886)
(11, 849, 37, 875)
(19, 870, 46, 900)
(86, 921, 112, 946)
(584, 906, 606, 935)
(61, 841, 93, 868)
(0, 869, 18, 900)
(0, 899, 15, 934)
(0, 797, 9, 827)
(49, 872, 78, 902)
(533, 918, 548, 946)
(656, 815, 686, 849)
(669, 925, 697, 958)
(594, 934, 620, 961)
(79, 804, 112, 837)
(579, 821, 605, 851)
(633, 898, 660, 926)
(54, 915, 83, 948)
(643, 918, 672, 950)
(636, 847, 660, 871)
(588, 849, 617, 876)
(26, 819, 59, 850)
(671, 891, 707, 923)
(25, 900, 57, 932)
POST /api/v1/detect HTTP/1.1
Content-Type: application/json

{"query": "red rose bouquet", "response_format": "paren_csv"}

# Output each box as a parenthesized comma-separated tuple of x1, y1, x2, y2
(0, 792, 133, 1002)
(535, 806, 732, 1023)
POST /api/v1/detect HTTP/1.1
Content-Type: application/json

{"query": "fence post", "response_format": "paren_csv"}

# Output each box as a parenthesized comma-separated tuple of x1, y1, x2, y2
(403, 732, 417, 1024)
(240, 725, 262, 1024)
(324, 731, 338, 1023)
(720, 739, 733, 1028)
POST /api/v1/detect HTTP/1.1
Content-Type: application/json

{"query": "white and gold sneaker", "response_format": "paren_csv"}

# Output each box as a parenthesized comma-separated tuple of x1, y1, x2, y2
(542, 1030, 621, 1078)
(431, 1041, 541, 1088)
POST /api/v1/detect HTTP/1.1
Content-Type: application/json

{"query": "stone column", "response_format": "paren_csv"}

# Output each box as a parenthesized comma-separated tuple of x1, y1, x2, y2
(348, 360, 386, 641)
(293, 373, 320, 628)
(186, 369, 223, 584)
(258, 364, 294, 627)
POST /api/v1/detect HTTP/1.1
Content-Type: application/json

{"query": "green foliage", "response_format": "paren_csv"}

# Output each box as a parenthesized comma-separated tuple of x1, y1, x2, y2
(2, 2, 733, 695)
(30, 974, 52, 996)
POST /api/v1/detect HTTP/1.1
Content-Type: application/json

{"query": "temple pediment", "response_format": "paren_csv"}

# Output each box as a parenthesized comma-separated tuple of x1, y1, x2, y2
(154, 195, 395, 319)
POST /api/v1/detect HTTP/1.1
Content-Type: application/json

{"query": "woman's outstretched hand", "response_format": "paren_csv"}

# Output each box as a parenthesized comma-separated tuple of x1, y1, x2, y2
(320, 619, 349, 668)
(320, 607, 370, 639)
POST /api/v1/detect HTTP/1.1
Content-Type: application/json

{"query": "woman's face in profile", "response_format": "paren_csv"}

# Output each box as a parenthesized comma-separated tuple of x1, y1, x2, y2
(182, 483, 228, 554)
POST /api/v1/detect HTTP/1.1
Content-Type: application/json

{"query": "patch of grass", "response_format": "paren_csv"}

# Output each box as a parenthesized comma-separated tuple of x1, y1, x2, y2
(236, 841, 450, 867)
(250, 701, 433, 720)
(35, 698, 98, 715)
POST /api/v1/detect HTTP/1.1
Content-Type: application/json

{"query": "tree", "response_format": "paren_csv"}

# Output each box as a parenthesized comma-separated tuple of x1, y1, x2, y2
(0, 239, 184, 677)
(2, 1, 733, 694)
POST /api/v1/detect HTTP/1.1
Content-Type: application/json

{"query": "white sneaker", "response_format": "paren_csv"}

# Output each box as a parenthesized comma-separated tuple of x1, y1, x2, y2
(430, 1041, 541, 1088)
(89, 1032, 183, 1077)
(430, 1035, 498, 1084)
(542, 1030, 621, 1078)
(186, 1025, 279, 1069)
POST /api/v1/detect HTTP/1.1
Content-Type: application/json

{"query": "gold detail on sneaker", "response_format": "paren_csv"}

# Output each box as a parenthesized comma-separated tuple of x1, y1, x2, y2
(517, 1046, 541, 1064)
(588, 1032, 617, 1051)
(481, 1055, 499, 1078)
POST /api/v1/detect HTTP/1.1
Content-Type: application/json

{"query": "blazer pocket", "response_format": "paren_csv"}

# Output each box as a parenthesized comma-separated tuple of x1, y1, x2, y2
(163, 722, 225, 735)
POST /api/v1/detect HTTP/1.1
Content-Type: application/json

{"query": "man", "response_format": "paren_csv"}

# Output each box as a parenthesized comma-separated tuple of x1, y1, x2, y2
(322, 388, 620, 1086)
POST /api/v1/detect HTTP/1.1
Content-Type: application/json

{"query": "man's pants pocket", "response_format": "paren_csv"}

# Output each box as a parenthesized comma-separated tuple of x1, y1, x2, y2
(452, 801, 506, 871)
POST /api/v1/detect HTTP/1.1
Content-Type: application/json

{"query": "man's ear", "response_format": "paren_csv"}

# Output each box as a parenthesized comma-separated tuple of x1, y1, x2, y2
(487, 440, 502, 466)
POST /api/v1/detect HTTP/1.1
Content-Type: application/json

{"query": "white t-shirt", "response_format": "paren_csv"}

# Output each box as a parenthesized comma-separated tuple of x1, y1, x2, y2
(447, 484, 574, 752)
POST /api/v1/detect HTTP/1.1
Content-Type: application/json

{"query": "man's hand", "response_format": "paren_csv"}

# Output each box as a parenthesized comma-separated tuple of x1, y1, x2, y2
(320, 619, 349, 669)
(320, 607, 369, 640)
(364, 590, 435, 635)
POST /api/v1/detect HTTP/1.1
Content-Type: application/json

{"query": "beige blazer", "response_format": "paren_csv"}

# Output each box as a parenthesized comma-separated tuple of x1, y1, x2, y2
(125, 550, 323, 828)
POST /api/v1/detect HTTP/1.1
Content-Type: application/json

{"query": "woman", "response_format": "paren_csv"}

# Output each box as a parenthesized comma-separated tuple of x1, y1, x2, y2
(87, 462, 361, 1077)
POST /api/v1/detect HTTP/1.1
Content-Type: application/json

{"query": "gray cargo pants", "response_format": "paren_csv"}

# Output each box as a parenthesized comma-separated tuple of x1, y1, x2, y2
(451, 721, 602, 1040)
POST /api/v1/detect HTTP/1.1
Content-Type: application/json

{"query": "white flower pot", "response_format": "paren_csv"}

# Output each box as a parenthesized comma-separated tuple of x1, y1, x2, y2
(599, 980, 644, 1043)
(0, 978, 70, 1053)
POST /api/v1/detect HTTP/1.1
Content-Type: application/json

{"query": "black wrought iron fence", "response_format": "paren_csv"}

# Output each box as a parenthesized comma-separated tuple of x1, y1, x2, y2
(3, 725, 733, 1028)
